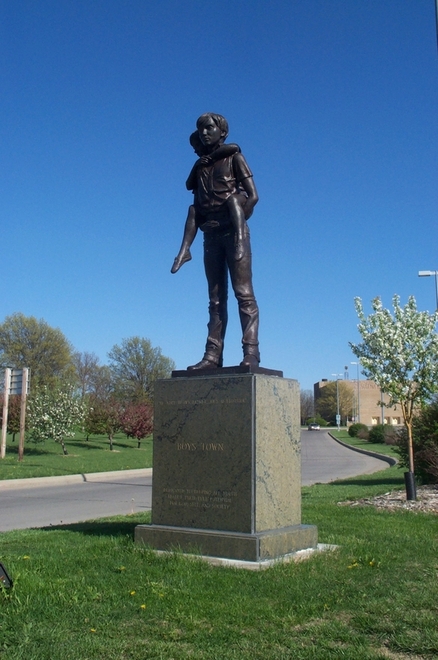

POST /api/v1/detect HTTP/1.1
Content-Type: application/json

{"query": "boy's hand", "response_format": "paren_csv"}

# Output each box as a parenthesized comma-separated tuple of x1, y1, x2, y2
(199, 155, 212, 166)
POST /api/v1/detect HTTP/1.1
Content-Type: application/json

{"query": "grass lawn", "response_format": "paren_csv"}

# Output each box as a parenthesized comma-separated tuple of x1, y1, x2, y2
(1, 466, 437, 659)
(0, 432, 153, 480)
(328, 429, 399, 459)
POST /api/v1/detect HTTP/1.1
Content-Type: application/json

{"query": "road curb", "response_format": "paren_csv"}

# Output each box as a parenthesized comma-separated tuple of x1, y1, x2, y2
(328, 433, 398, 467)
(0, 468, 153, 491)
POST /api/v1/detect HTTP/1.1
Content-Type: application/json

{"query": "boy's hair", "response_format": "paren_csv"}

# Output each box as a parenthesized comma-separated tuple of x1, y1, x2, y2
(196, 113, 229, 140)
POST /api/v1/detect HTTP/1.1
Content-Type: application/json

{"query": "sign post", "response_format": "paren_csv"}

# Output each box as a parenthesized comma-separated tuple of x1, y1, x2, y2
(1, 368, 30, 460)
(1, 368, 11, 459)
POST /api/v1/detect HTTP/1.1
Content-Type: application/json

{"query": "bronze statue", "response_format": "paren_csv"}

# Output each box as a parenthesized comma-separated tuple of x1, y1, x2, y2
(172, 113, 260, 370)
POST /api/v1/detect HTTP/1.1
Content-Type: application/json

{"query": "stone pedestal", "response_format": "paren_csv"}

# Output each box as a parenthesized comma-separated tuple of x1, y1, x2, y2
(135, 371, 317, 562)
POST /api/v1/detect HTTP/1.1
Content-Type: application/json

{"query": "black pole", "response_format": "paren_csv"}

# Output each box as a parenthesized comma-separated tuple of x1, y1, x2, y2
(0, 563, 13, 589)
(404, 471, 417, 501)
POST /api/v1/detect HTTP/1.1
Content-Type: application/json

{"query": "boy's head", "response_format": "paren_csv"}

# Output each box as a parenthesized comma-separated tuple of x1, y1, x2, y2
(189, 131, 206, 157)
(196, 113, 229, 143)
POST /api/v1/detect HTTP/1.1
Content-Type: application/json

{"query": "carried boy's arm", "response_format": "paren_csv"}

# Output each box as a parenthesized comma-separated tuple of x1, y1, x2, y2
(200, 143, 241, 166)
(210, 143, 240, 162)
(240, 176, 259, 220)
(186, 144, 242, 188)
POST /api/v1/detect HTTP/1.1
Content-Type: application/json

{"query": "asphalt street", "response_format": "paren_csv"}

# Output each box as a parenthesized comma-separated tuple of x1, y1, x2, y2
(301, 430, 390, 486)
(0, 431, 390, 532)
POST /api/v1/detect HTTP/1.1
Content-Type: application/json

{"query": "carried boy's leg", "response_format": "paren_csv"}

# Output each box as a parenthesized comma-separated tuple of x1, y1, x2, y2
(171, 205, 197, 273)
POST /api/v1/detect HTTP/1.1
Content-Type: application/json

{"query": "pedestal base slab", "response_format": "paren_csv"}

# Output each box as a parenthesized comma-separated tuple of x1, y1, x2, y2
(135, 523, 318, 563)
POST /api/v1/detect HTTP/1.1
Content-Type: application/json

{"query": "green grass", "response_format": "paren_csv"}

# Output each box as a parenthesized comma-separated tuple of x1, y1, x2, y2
(329, 429, 399, 458)
(1, 466, 437, 659)
(0, 432, 153, 480)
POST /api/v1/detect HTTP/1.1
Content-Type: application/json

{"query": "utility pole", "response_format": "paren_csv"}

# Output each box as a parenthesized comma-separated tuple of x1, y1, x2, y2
(331, 373, 342, 430)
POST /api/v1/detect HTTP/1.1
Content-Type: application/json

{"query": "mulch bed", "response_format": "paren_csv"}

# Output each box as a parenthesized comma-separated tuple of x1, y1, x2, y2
(338, 485, 438, 514)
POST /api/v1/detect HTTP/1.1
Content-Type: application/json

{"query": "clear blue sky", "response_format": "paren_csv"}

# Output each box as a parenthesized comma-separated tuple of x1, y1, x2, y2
(1, 0, 437, 390)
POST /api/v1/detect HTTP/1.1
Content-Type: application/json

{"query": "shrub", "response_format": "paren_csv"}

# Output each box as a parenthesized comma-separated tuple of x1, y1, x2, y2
(368, 424, 386, 444)
(348, 423, 369, 438)
(382, 425, 398, 445)
(357, 428, 370, 440)
(368, 423, 398, 444)
(396, 401, 438, 484)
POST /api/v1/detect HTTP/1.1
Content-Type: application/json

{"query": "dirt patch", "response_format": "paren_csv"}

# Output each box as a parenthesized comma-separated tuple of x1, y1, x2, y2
(338, 485, 438, 514)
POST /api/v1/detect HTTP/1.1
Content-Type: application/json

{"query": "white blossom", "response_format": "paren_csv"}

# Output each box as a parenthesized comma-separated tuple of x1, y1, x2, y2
(350, 295, 438, 474)
(28, 385, 86, 455)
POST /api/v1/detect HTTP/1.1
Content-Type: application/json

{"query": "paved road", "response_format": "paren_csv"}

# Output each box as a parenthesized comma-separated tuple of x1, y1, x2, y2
(0, 432, 389, 532)
(301, 430, 390, 486)
(0, 471, 153, 532)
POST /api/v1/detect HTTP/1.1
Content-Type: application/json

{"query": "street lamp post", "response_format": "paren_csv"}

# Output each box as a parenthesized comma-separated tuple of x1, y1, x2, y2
(351, 361, 360, 423)
(331, 373, 342, 430)
(418, 270, 438, 311)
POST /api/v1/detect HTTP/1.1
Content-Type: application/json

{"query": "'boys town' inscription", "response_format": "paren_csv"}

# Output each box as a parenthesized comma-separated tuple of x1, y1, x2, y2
(177, 442, 224, 451)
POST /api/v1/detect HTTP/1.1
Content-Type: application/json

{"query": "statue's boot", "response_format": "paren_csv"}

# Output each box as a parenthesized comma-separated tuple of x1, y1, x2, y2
(240, 354, 259, 368)
(187, 356, 219, 370)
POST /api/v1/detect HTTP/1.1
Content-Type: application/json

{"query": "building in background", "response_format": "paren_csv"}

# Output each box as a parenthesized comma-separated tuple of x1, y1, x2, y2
(314, 379, 403, 427)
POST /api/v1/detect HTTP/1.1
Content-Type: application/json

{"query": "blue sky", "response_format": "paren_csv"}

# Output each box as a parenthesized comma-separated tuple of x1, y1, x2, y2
(1, 0, 437, 390)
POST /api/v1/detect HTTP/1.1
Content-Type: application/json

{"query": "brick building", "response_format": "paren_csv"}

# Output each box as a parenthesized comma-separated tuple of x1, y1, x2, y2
(314, 379, 403, 427)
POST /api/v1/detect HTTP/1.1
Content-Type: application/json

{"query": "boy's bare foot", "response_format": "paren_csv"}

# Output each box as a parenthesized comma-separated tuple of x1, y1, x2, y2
(171, 248, 192, 273)
(235, 239, 245, 261)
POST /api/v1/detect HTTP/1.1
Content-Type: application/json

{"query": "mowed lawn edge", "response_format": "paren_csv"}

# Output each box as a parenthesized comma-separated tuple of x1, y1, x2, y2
(0, 432, 153, 480)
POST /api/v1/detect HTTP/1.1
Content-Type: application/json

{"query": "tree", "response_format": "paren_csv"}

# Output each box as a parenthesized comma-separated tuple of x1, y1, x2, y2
(27, 385, 86, 455)
(84, 395, 122, 451)
(72, 351, 100, 399)
(350, 296, 438, 494)
(0, 394, 22, 442)
(82, 365, 124, 450)
(119, 402, 153, 448)
(108, 337, 175, 403)
(0, 313, 74, 388)
(300, 389, 314, 424)
(89, 365, 114, 400)
(397, 399, 438, 484)
(315, 381, 353, 425)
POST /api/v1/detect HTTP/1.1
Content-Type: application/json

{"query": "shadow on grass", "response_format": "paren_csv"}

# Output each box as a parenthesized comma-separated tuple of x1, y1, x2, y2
(6, 445, 51, 456)
(64, 440, 110, 451)
(66, 439, 142, 451)
(332, 476, 405, 487)
(40, 516, 151, 538)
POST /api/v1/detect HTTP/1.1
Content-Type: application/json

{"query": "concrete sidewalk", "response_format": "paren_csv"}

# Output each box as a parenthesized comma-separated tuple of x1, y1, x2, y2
(0, 468, 153, 491)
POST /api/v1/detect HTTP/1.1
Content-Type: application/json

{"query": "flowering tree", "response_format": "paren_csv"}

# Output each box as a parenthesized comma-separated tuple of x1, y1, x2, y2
(350, 295, 438, 480)
(119, 402, 153, 448)
(27, 385, 86, 455)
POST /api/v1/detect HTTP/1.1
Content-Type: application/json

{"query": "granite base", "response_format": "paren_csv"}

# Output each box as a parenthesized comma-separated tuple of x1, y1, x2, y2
(135, 523, 318, 562)
(135, 372, 318, 562)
